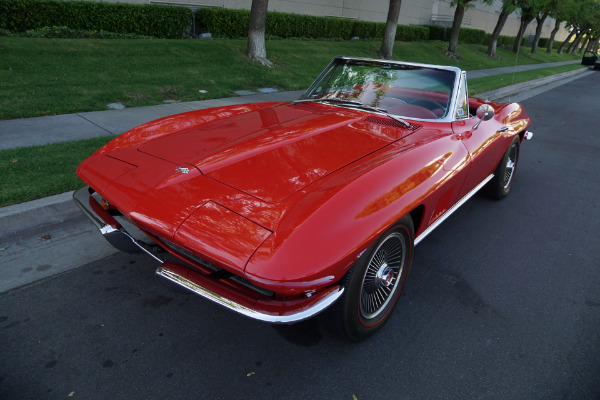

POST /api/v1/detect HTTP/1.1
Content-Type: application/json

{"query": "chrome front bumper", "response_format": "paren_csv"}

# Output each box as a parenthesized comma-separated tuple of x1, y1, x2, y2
(73, 186, 162, 262)
(73, 186, 344, 323)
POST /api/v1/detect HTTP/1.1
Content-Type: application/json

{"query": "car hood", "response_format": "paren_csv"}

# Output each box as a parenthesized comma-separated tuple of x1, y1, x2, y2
(137, 102, 415, 203)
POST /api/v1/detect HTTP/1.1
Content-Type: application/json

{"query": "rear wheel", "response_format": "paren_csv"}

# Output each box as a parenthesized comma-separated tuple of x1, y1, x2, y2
(337, 216, 414, 341)
(485, 136, 520, 200)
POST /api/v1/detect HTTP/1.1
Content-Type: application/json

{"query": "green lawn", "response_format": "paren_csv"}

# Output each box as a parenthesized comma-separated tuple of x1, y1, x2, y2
(0, 37, 581, 120)
(0, 137, 113, 207)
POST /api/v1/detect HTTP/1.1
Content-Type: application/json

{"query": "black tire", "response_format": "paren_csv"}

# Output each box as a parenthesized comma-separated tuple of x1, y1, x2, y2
(336, 215, 414, 341)
(485, 136, 520, 200)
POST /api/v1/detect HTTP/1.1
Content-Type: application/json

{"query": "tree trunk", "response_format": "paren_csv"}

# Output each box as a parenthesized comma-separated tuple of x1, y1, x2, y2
(487, 8, 511, 57)
(558, 29, 576, 54)
(546, 19, 561, 54)
(446, 1, 469, 60)
(585, 36, 596, 52)
(247, 0, 273, 67)
(513, 15, 533, 54)
(379, 0, 403, 59)
(578, 36, 590, 53)
(531, 13, 548, 54)
(568, 30, 584, 53)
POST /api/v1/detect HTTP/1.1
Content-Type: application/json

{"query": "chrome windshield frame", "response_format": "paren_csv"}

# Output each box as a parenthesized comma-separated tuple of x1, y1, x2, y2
(298, 56, 466, 124)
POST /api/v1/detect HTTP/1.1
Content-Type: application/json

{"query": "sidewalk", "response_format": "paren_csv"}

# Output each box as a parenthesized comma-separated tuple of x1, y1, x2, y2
(0, 60, 583, 151)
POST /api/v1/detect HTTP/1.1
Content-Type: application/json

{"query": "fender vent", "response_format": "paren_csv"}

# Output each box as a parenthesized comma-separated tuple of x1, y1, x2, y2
(364, 116, 421, 132)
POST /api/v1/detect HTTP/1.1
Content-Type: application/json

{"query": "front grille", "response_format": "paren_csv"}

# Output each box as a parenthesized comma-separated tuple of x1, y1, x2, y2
(159, 238, 221, 272)
(157, 238, 274, 298)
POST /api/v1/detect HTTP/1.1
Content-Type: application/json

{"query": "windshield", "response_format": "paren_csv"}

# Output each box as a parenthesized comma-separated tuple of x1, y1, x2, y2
(299, 59, 456, 120)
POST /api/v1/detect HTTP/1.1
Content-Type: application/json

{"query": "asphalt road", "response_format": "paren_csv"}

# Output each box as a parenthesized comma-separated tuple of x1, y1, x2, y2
(1, 73, 599, 400)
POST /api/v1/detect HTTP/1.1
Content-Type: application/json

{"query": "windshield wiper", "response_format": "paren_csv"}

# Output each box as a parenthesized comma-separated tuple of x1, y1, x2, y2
(294, 98, 411, 128)
(293, 98, 364, 107)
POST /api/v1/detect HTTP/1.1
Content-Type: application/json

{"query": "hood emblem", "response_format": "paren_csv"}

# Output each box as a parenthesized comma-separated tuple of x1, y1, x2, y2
(176, 166, 190, 174)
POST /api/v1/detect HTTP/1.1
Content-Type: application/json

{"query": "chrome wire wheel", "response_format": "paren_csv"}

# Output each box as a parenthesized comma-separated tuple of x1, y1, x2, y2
(502, 142, 519, 190)
(359, 232, 407, 320)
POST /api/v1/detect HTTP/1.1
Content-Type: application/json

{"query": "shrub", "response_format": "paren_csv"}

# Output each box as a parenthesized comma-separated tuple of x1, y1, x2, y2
(458, 27, 487, 44)
(0, 0, 192, 38)
(395, 25, 429, 42)
(495, 34, 527, 48)
(198, 8, 429, 41)
(424, 25, 487, 44)
(538, 37, 560, 49)
(15, 26, 154, 39)
(196, 7, 248, 38)
(351, 20, 385, 40)
(425, 25, 446, 41)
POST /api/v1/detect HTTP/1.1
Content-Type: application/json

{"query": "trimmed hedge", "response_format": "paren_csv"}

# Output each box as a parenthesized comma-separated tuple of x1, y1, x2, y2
(197, 7, 429, 41)
(396, 25, 429, 41)
(0, 0, 192, 38)
(538, 37, 562, 49)
(426, 25, 528, 47)
(426, 25, 446, 41)
(497, 34, 528, 48)
(1, 25, 155, 39)
(426, 25, 487, 44)
(458, 27, 487, 44)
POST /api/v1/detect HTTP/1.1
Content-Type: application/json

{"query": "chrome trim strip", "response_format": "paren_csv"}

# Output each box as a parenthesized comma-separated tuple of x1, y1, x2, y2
(155, 265, 345, 324)
(414, 174, 494, 246)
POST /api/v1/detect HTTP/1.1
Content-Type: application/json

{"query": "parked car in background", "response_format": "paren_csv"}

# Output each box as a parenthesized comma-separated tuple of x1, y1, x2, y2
(582, 50, 598, 68)
(75, 57, 532, 341)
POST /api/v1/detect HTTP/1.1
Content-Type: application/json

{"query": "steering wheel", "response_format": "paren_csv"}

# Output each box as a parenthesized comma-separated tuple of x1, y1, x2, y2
(386, 96, 407, 104)
(407, 98, 445, 111)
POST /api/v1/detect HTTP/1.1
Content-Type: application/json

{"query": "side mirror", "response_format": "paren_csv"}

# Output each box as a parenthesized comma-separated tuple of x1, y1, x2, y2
(473, 104, 494, 130)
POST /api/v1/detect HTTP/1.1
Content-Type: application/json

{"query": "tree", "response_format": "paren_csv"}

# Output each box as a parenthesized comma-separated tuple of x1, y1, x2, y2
(446, 0, 493, 59)
(531, 0, 554, 54)
(487, 0, 518, 57)
(558, 0, 600, 54)
(546, 19, 563, 53)
(247, 0, 273, 67)
(545, 0, 578, 53)
(557, 28, 577, 53)
(513, 1, 537, 53)
(379, 0, 404, 59)
(568, 26, 588, 52)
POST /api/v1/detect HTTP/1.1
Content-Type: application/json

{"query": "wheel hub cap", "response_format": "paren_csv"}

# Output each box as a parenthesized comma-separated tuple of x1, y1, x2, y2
(375, 263, 394, 288)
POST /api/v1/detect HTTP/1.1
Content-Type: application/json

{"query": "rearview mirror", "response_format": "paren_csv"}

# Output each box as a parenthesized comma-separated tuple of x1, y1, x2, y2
(473, 104, 494, 130)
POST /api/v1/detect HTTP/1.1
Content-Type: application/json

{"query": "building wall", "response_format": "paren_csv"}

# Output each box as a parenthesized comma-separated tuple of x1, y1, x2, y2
(132, 0, 571, 42)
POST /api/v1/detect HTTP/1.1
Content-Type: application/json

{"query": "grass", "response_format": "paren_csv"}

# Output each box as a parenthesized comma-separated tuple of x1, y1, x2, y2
(0, 136, 113, 207)
(0, 37, 581, 120)
(469, 63, 585, 94)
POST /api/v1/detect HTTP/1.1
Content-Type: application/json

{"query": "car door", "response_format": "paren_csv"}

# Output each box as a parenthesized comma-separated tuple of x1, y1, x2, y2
(451, 74, 508, 197)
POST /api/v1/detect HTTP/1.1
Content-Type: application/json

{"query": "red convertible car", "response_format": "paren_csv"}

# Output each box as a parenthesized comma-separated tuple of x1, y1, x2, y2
(75, 57, 532, 341)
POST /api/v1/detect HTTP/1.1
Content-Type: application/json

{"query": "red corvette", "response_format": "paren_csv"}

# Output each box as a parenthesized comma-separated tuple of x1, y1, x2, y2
(75, 57, 532, 340)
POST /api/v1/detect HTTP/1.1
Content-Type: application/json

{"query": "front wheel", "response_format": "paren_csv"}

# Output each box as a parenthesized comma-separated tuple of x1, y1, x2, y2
(337, 216, 414, 341)
(485, 136, 520, 200)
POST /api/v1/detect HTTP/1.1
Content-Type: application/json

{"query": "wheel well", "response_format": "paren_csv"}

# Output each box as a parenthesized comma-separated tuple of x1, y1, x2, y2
(408, 205, 425, 236)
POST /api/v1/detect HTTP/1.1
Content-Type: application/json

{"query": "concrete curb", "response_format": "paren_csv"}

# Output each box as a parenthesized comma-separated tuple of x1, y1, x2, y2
(474, 67, 592, 103)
